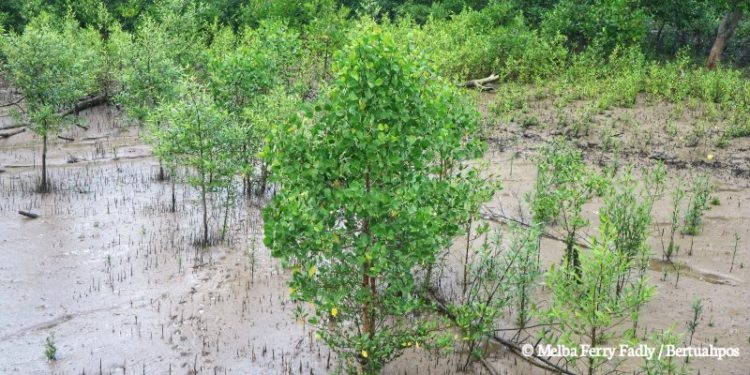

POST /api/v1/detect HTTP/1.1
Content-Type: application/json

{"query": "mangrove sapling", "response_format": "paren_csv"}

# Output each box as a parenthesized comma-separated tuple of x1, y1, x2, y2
(451, 224, 541, 369)
(1, 14, 102, 192)
(538, 220, 654, 375)
(220, 185, 238, 243)
(458, 171, 497, 297)
(151, 80, 242, 246)
(662, 186, 685, 262)
(249, 89, 302, 197)
(509, 225, 542, 329)
(114, 18, 182, 181)
(686, 298, 702, 346)
(205, 24, 300, 197)
(528, 140, 605, 273)
(44, 334, 57, 361)
(263, 26, 490, 374)
(730, 233, 740, 272)
(643, 161, 667, 205)
(682, 174, 713, 236)
(641, 328, 690, 375)
(452, 231, 512, 370)
(115, 18, 183, 123)
(600, 168, 660, 297)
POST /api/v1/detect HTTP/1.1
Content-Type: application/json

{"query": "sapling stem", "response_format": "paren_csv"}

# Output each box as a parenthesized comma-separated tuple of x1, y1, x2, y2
(730, 233, 739, 272)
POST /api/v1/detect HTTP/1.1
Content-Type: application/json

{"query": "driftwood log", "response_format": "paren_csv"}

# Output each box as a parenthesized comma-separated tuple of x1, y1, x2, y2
(0, 124, 25, 131)
(58, 135, 75, 141)
(18, 210, 39, 219)
(0, 128, 25, 138)
(464, 73, 500, 90)
(0, 94, 107, 131)
(60, 95, 108, 117)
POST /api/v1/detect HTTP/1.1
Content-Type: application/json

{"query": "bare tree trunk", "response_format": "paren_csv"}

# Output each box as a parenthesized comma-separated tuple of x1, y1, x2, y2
(257, 162, 268, 197)
(654, 20, 665, 53)
(170, 168, 176, 213)
(201, 181, 208, 246)
(221, 191, 231, 242)
(707, 4, 743, 69)
(462, 219, 472, 302)
(41, 133, 48, 192)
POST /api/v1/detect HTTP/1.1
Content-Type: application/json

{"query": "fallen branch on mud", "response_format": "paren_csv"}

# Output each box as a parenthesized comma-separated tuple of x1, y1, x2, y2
(59, 94, 108, 117)
(0, 128, 25, 138)
(18, 210, 39, 219)
(426, 289, 577, 375)
(0, 123, 25, 131)
(465, 74, 500, 91)
(0, 94, 107, 131)
(57, 135, 74, 142)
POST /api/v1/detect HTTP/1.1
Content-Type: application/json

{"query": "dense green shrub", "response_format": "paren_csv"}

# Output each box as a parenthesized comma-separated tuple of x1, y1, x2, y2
(263, 24, 490, 373)
(540, 0, 647, 53)
(386, 5, 567, 81)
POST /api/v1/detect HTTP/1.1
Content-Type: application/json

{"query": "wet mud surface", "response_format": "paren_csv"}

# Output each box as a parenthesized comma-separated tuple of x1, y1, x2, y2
(1, 97, 749, 374)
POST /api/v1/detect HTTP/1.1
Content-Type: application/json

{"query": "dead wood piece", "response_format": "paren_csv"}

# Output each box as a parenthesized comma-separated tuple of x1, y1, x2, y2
(0, 94, 106, 131)
(0, 124, 25, 131)
(60, 94, 108, 118)
(0, 128, 25, 138)
(18, 210, 39, 219)
(66, 154, 82, 164)
(465, 73, 500, 89)
(58, 135, 74, 141)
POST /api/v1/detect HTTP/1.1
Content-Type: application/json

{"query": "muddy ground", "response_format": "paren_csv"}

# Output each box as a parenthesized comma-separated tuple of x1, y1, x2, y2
(0, 93, 748, 374)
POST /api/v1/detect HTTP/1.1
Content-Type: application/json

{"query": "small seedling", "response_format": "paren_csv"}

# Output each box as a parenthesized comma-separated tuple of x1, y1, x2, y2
(682, 174, 712, 236)
(730, 233, 739, 273)
(663, 186, 684, 262)
(686, 299, 702, 346)
(44, 334, 57, 361)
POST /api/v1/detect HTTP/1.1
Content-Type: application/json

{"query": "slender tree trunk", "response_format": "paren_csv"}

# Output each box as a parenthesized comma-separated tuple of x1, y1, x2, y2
(221, 191, 230, 242)
(360, 166, 376, 373)
(158, 161, 165, 181)
(462, 219, 472, 302)
(170, 167, 176, 213)
(201, 180, 208, 246)
(654, 21, 665, 53)
(565, 229, 580, 276)
(588, 327, 597, 375)
(363, 167, 375, 335)
(41, 133, 48, 192)
(257, 162, 268, 197)
(707, 4, 743, 69)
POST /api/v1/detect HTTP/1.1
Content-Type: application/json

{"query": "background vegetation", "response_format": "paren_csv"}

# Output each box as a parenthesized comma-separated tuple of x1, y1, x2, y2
(1, 1, 747, 374)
